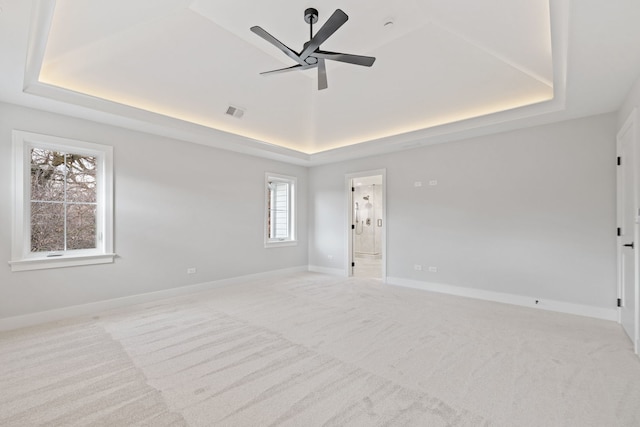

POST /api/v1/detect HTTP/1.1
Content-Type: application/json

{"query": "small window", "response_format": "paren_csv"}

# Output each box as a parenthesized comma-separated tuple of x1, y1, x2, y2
(10, 130, 114, 271)
(265, 173, 296, 247)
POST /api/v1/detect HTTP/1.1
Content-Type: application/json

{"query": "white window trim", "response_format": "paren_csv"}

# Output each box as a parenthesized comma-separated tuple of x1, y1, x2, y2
(264, 173, 297, 248)
(10, 130, 115, 272)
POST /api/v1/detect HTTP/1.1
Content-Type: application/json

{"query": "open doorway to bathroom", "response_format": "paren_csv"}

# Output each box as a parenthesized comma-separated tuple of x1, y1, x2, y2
(347, 171, 385, 279)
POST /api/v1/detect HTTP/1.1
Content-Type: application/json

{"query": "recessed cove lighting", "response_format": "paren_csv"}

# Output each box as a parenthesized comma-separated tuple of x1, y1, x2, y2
(32, 0, 556, 155)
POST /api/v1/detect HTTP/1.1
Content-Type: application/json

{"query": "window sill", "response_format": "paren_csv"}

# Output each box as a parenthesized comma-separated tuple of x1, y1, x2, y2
(264, 240, 298, 249)
(9, 253, 116, 272)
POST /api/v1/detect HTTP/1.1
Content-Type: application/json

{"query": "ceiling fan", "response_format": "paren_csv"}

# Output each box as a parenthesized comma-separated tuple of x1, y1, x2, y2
(250, 8, 376, 90)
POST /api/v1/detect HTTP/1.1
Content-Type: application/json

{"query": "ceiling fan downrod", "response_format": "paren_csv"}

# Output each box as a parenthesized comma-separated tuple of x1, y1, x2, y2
(304, 8, 318, 41)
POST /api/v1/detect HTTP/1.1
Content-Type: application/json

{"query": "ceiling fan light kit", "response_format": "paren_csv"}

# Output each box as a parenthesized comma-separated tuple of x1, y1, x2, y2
(251, 8, 376, 90)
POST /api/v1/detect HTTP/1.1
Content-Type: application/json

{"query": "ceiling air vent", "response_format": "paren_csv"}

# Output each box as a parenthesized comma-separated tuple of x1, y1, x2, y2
(225, 105, 245, 119)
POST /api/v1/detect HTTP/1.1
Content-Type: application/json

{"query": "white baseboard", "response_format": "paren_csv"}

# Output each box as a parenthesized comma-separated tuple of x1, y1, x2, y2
(1, 268, 618, 331)
(0, 266, 308, 332)
(386, 277, 617, 322)
(308, 265, 348, 277)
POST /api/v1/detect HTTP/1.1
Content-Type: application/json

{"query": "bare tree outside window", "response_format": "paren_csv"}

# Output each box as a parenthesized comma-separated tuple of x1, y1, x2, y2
(30, 148, 97, 252)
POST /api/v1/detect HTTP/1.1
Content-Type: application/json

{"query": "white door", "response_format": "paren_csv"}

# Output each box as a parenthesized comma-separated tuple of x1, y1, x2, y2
(618, 110, 639, 354)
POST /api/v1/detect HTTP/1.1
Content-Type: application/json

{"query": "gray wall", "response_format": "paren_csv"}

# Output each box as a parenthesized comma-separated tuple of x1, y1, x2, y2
(0, 100, 622, 319)
(0, 102, 308, 319)
(308, 114, 618, 309)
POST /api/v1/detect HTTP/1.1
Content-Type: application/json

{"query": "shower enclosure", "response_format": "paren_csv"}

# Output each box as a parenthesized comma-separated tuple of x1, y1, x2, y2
(353, 183, 382, 257)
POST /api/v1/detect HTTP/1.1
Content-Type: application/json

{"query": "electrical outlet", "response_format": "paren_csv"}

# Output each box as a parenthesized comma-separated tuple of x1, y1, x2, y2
(414, 181, 422, 187)
(428, 266, 437, 273)
(327, 254, 333, 260)
(429, 180, 438, 186)
(414, 264, 422, 271)
(187, 267, 197, 274)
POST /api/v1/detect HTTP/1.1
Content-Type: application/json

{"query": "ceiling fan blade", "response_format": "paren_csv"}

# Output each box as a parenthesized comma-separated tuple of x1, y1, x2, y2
(260, 63, 316, 76)
(250, 26, 305, 65)
(300, 9, 348, 60)
(314, 51, 376, 67)
(318, 58, 328, 90)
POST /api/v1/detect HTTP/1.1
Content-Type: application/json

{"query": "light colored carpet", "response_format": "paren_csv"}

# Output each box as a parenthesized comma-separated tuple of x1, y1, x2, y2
(1, 272, 639, 426)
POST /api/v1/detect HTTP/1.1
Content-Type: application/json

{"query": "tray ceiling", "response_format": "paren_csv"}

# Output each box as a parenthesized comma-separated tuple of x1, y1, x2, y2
(34, 0, 553, 154)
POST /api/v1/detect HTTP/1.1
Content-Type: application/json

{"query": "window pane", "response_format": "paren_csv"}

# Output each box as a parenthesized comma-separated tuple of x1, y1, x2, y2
(30, 150, 98, 251)
(30, 149, 65, 202)
(268, 182, 289, 239)
(31, 202, 64, 252)
(67, 204, 97, 250)
(66, 155, 97, 203)
(274, 211, 288, 238)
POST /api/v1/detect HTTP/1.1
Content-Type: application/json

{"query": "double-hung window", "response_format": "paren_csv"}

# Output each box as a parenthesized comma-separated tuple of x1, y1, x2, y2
(10, 130, 114, 271)
(265, 173, 296, 247)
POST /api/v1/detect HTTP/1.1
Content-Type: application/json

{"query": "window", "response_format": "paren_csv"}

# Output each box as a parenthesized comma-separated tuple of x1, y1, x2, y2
(10, 130, 114, 271)
(265, 173, 296, 247)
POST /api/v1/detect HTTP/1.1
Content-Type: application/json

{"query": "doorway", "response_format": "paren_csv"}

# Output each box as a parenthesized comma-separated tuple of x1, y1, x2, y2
(346, 170, 386, 279)
(617, 108, 639, 355)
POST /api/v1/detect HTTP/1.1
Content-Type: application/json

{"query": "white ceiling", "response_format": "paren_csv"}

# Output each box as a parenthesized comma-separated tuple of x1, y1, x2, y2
(1, 0, 640, 165)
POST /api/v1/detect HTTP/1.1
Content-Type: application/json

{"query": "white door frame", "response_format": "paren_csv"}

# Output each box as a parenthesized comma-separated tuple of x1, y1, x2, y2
(345, 169, 387, 281)
(617, 107, 639, 355)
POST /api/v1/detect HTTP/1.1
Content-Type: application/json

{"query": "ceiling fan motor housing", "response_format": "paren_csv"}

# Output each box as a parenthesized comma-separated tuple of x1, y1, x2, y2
(304, 8, 319, 24)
